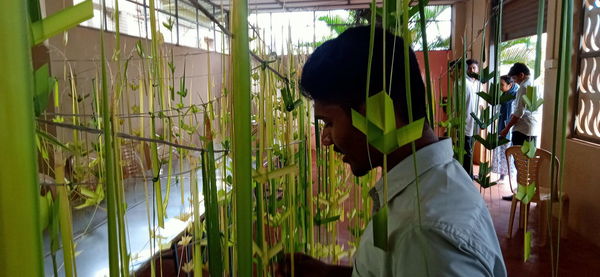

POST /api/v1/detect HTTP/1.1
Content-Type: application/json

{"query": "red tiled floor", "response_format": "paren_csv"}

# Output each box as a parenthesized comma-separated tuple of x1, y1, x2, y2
(479, 176, 600, 277)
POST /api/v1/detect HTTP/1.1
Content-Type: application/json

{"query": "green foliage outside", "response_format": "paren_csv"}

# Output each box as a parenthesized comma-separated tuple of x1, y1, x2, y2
(313, 6, 451, 50)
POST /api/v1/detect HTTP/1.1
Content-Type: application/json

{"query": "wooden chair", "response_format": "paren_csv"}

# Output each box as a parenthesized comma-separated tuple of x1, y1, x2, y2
(120, 142, 143, 179)
(505, 146, 569, 244)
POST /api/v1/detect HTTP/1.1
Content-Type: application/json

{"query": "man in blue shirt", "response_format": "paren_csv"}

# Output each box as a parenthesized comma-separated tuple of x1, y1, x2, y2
(278, 27, 506, 276)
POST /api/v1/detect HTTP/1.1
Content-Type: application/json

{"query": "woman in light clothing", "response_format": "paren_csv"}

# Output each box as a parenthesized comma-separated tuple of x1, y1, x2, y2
(492, 75, 518, 182)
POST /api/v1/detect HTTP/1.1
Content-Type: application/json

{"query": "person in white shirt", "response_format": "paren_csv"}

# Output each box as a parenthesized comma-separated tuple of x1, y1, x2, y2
(499, 63, 539, 201)
(463, 59, 481, 178)
(499, 63, 538, 145)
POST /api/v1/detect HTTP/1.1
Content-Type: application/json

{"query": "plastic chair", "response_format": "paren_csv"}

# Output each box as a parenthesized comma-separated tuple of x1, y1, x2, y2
(505, 146, 569, 244)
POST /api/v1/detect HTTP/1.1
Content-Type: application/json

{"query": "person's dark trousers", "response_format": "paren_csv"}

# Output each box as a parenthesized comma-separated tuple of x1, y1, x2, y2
(511, 131, 537, 146)
(462, 136, 473, 178)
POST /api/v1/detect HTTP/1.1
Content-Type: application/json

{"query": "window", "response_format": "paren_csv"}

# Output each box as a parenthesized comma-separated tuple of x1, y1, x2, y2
(574, 1, 600, 142)
(409, 5, 452, 51)
(74, 0, 229, 53)
(248, 10, 350, 55)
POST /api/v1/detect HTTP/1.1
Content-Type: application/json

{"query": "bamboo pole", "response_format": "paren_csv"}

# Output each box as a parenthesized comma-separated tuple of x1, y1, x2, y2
(402, 0, 428, 274)
(231, 0, 253, 273)
(112, 2, 130, 275)
(148, 0, 165, 228)
(99, 0, 121, 273)
(493, 0, 503, 103)
(256, 59, 268, 276)
(202, 115, 224, 276)
(190, 158, 204, 277)
(0, 1, 44, 276)
(417, 0, 435, 126)
(534, 0, 545, 80)
(553, 0, 573, 275)
(55, 163, 77, 277)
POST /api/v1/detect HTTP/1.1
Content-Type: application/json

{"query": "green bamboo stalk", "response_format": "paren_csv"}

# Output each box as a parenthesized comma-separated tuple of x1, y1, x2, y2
(0, 1, 44, 276)
(231, 0, 253, 273)
(162, 51, 175, 214)
(402, 0, 428, 274)
(159, 49, 173, 219)
(55, 164, 78, 277)
(287, 104, 297, 264)
(114, 138, 130, 277)
(207, 44, 215, 120)
(254, 158, 267, 276)
(362, 0, 378, 253)
(553, 0, 573, 275)
(99, 1, 121, 274)
(100, 44, 123, 275)
(534, 0, 545, 80)
(133, 41, 157, 276)
(201, 115, 224, 277)
(190, 158, 204, 277)
(493, 0, 503, 104)
(451, 64, 459, 141)
(305, 100, 315, 256)
(417, 0, 435, 126)
(49, 192, 61, 277)
(478, 17, 492, 183)
(268, 91, 277, 220)
(255, 61, 268, 277)
(401, 0, 420, 212)
(287, 51, 301, 257)
(69, 71, 80, 157)
(221, 152, 231, 276)
(458, 38, 467, 165)
(314, 116, 323, 246)
(382, 0, 387, 88)
(163, 121, 174, 211)
(139, 80, 145, 138)
(141, 145, 156, 277)
(327, 146, 334, 250)
(476, 0, 502, 185)
(148, 0, 165, 228)
(112, 1, 130, 275)
(478, 22, 488, 136)
(123, 62, 134, 137)
(298, 98, 310, 253)
(531, 0, 554, 270)
(100, 20, 120, 276)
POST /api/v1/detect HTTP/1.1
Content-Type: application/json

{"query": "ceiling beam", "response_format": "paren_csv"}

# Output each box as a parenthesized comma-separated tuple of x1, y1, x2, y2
(215, 0, 463, 15)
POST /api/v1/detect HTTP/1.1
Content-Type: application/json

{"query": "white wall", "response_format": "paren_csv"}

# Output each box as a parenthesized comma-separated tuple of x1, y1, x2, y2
(541, 0, 600, 248)
(40, 0, 228, 148)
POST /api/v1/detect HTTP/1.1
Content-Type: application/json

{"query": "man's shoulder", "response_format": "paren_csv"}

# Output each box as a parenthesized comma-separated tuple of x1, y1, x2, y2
(406, 160, 491, 229)
(521, 78, 533, 89)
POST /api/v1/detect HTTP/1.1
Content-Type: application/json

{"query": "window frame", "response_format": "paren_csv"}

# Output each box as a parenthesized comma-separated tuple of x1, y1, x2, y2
(75, 0, 230, 53)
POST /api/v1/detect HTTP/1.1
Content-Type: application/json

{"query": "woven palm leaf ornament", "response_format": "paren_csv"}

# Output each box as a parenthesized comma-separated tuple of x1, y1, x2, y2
(351, 0, 428, 252)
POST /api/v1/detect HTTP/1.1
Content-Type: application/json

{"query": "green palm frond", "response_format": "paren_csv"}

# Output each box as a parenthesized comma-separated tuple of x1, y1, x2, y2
(500, 37, 533, 50)
(318, 15, 354, 35)
(501, 45, 535, 68)
(411, 6, 451, 50)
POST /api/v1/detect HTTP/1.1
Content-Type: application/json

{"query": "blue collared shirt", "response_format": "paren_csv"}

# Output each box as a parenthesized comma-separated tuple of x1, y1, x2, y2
(352, 139, 506, 276)
(499, 83, 519, 140)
